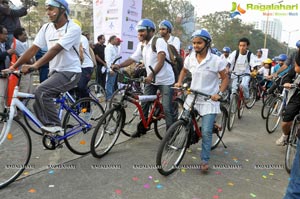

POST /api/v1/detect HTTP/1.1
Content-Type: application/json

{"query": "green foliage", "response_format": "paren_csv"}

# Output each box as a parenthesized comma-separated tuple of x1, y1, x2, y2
(197, 11, 287, 58)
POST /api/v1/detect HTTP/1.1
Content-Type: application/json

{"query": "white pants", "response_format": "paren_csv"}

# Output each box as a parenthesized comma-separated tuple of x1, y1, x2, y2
(231, 75, 250, 99)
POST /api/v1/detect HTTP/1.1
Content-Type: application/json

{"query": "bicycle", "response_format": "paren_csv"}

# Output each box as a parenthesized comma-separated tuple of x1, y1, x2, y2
(227, 72, 251, 131)
(285, 110, 300, 174)
(0, 71, 104, 189)
(265, 86, 288, 134)
(156, 85, 228, 176)
(90, 66, 182, 158)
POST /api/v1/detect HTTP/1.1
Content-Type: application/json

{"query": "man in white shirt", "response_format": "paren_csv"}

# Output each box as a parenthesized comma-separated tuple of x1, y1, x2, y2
(227, 37, 256, 101)
(113, 18, 175, 136)
(104, 35, 118, 100)
(4, 0, 81, 135)
(158, 20, 181, 53)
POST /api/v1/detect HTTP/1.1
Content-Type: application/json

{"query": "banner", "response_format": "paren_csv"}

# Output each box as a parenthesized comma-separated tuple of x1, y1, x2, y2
(93, 0, 143, 62)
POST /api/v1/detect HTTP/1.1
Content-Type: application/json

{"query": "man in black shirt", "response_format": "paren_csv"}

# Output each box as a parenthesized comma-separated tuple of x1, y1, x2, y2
(93, 34, 106, 90)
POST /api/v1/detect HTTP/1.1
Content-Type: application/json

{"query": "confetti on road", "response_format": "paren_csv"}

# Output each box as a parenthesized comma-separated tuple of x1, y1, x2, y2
(213, 195, 219, 199)
(224, 151, 228, 155)
(79, 140, 86, 145)
(250, 193, 257, 198)
(228, 182, 234, 186)
(269, 172, 274, 176)
(132, 177, 139, 181)
(156, 184, 163, 189)
(35, 156, 40, 159)
(144, 184, 150, 189)
(23, 171, 29, 176)
(7, 133, 13, 140)
(192, 156, 197, 160)
(48, 170, 54, 174)
(181, 168, 186, 173)
(197, 147, 201, 151)
(217, 188, 223, 193)
(215, 171, 222, 175)
(187, 149, 192, 153)
(49, 185, 55, 188)
(148, 176, 153, 180)
(28, 188, 36, 193)
(115, 189, 122, 195)
(245, 159, 249, 162)
(262, 175, 267, 179)
(154, 180, 159, 183)
(232, 157, 238, 161)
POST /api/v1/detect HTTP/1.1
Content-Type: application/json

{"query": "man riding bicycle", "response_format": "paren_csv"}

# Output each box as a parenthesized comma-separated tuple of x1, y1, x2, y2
(112, 18, 175, 136)
(3, 0, 82, 136)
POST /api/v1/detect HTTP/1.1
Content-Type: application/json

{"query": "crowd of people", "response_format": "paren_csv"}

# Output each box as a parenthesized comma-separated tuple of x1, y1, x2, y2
(1, 0, 299, 197)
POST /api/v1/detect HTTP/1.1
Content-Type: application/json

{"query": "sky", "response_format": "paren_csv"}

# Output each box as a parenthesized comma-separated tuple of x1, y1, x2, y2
(190, 0, 299, 48)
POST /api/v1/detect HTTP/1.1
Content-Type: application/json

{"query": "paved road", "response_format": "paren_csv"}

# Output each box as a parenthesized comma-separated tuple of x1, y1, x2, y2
(0, 101, 290, 199)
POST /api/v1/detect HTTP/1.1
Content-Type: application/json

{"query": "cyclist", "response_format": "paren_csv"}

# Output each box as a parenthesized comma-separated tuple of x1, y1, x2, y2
(252, 58, 272, 87)
(3, 0, 82, 135)
(227, 37, 256, 103)
(175, 29, 229, 172)
(253, 49, 264, 69)
(112, 18, 175, 136)
(158, 20, 180, 53)
(220, 46, 231, 60)
(283, 57, 300, 198)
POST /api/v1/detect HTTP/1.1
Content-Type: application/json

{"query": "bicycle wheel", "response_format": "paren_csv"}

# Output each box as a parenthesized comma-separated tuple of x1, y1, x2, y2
(88, 82, 107, 109)
(237, 96, 244, 119)
(109, 88, 143, 137)
(63, 97, 104, 155)
(156, 120, 189, 176)
(266, 97, 282, 134)
(261, 95, 274, 119)
(211, 105, 227, 150)
(245, 84, 257, 109)
(227, 93, 238, 131)
(285, 117, 299, 174)
(0, 119, 32, 189)
(90, 106, 125, 158)
(23, 98, 42, 135)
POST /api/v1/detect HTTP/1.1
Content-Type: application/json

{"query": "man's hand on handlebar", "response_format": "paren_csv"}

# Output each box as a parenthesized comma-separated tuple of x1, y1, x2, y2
(211, 93, 221, 101)
(111, 64, 120, 71)
(174, 82, 182, 88)
(21, 64, 38, 74)
(144, 73, 154, 84)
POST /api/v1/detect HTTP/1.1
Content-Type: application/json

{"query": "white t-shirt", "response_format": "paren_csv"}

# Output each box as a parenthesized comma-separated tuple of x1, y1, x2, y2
(33, 21, 82, 73)
(227, 50, 256, 74)
(258, 67, 270, 77)
(253, 56, 264, 67)
(167, 35, 180, 54)
(105, 43, 118, 70)
(130, 36, 175, 85)
(184, 51, 227, 116)
(81, 35, 93, 68)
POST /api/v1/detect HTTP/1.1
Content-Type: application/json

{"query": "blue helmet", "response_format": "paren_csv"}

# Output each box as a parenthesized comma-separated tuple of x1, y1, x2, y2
(222, 46, 231, 53)
(45, 0, 70, 14)
(278, 54, 287, 61)
(136, 19, 156, 31)
(191, 29, 211, 43)
(159, 20, 173, 33)
(296, 40, 300, 48)
(187, 45, 193, 50)
(211, 47, 218, 54)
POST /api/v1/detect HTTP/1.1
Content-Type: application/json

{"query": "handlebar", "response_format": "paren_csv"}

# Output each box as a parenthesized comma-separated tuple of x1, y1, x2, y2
(230, 72, 251, 77)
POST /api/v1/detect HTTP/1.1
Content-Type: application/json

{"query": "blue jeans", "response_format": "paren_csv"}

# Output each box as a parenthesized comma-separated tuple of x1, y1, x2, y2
(142, 84, 175, 129)
(106, 72, 117, 100)
(231, 75, 250, 99)
(200, 113, 217, 164)
(284, 139, 300, 199)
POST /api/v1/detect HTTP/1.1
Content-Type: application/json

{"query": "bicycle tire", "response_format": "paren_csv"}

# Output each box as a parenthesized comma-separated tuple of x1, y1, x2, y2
(63, 97, 104, 155)
(90, 106, 125, 158)
(245, 84, 257, 109)
(88, 82, 107, 109)
(261, 95, 274, 119)
(237, 96, 244, 119)
(285, 116, 299, 174)
(109, 88, 143, 137)
(0, 119, 32, 189)
(23, 98, 42, 135)
(227, 93, 238, 131)
(211, 105, 227, 150)
(156, 120, 189, 176)
(266, 97, 282, 134)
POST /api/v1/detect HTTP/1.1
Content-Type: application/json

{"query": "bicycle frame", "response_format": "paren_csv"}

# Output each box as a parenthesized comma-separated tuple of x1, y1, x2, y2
(0, 85, 92, 146)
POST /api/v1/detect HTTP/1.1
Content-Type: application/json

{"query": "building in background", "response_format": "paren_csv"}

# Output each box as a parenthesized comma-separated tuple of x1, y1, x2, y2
(254, 18, 282, 42)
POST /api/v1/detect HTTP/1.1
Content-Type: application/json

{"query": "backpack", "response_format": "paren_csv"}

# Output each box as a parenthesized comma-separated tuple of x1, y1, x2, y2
(142, 36, 183, 82)
(233, 50, 252, 71)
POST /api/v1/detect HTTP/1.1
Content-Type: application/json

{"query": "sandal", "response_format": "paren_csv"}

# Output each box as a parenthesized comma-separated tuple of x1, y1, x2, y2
(200, 163, 209, 172)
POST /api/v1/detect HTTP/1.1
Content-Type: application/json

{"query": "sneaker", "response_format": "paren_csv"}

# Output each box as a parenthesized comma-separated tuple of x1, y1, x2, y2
(41, 126, 64, 136)
(200, 162, 209, 172)
(275, 134, 288, 146)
